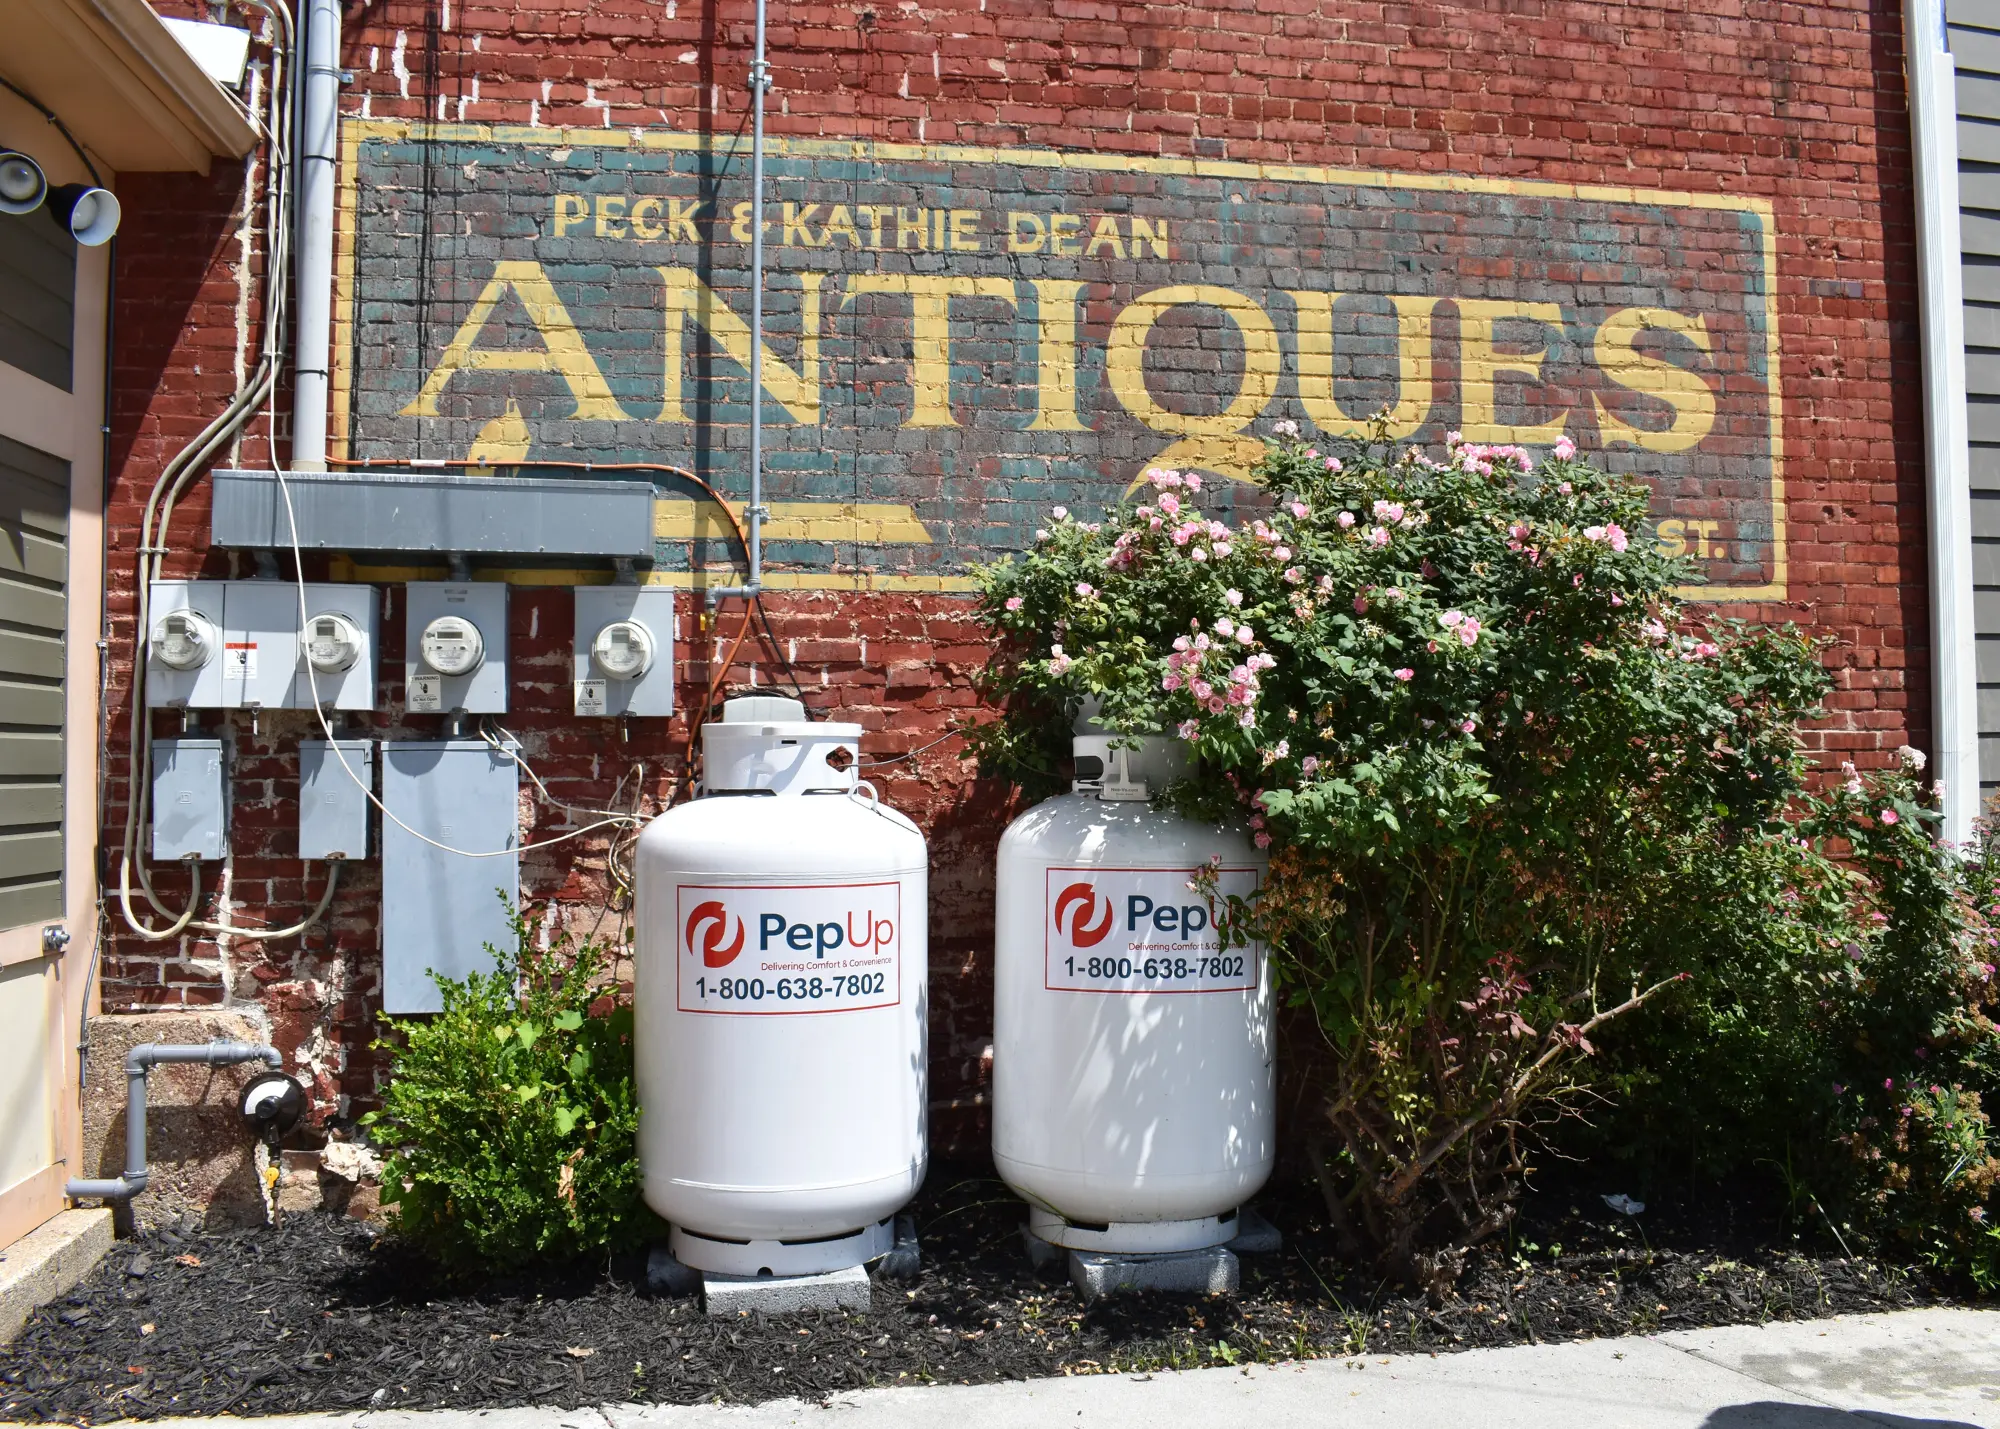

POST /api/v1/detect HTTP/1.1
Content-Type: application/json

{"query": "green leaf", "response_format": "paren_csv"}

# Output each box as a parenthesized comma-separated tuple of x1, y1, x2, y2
(553, 1010, 584, 1032)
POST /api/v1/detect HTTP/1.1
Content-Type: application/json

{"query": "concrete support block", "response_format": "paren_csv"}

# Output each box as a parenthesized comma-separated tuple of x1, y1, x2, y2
(702, 1264, 873, 1317)
(0, 1210, 114, 1344)
(1069, 1245, 1239, 1300)
(1229, 1207, 1282, 1254)
(79, 1012, 271, 1232)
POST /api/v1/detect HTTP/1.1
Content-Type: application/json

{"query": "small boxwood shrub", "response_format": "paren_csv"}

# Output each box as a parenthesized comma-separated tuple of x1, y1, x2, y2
(363, 909, 649, 1273)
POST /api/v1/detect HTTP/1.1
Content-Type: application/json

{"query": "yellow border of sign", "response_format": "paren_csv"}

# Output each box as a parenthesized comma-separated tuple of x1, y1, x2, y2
(333, 121, 1787, 603)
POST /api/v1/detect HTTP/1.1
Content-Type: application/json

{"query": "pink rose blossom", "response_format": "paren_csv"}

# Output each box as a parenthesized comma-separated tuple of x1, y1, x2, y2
(1881, 809, 1900, 826)
(1224, 588, 1243, 607)
(1289, 500, 1309, 518)
(1554, 435, 1576, 460)
(1461, 719, 1476, 734)
(1253, 831, 1272, 848)
(1394, 667, 1414, 682)
(1338, 511, 1356, 528)
(1158, 492, 1181, 516)
(1366, 527, 1391, 548)
(1185, 474, 1202, 492)
(1005, 596, 1024, 611)
(1075, 582, 1095, 598)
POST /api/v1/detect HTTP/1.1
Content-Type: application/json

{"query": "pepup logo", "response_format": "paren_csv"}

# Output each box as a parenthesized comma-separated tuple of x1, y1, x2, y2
(1052, 882, 1114, 948)
(684, 900, 746, 968)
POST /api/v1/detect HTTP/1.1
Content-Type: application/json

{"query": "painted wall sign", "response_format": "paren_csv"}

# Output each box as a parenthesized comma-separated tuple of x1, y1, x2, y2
(336, 123, 1785, 598)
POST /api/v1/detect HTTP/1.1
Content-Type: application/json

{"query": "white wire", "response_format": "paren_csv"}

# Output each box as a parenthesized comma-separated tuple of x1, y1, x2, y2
(275, 469, 645, 859)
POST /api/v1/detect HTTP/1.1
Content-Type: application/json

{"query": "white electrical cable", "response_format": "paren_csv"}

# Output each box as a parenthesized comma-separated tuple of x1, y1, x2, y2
(118, 0, 310, 941)
(273, 468, 644, 859)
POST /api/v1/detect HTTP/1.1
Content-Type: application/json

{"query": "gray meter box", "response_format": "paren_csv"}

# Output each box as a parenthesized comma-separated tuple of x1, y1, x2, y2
(152, 737, 228, 861)
(404, 582, 508, 714)
(146, 580, 377, 710)
(380, 740, 519, 1014)
(572, 587, 675, 717)
(300, 740, 373, 860)
(209, 468, 656, 561)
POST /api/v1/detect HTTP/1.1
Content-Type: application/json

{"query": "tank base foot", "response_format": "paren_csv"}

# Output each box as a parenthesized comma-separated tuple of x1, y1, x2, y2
(1229, 1207, 1282, 1255)
(702, 1264, 873, 1317)
(871, 1214, 921, 1282)
(1027, 1206, 1238, 1253)
(1068, 1245, 1240, 1300)
(670, 1215, 895, 1277)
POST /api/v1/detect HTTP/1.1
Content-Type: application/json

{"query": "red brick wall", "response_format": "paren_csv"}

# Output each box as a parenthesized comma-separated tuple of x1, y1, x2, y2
(101, 0, 1927, 1140)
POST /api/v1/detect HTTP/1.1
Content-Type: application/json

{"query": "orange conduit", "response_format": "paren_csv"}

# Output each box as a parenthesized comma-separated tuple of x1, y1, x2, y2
(324, 456, 770, 802)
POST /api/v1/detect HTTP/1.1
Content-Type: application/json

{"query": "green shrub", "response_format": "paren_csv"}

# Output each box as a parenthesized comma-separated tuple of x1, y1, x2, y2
(1603, 755, 2000, 1287)
(972, 419, 1833, 1288)
(362, 908, 649, 1273)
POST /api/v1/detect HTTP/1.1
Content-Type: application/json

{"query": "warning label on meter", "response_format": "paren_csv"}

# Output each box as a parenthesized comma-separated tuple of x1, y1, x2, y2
(1044, 866, 1260, 994)
(676, 881, 902, 1015)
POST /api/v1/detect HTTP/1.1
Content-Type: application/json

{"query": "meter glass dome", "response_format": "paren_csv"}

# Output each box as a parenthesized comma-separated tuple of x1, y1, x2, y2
(152, 610, 216, 671)
(419, 616, 484, 676)
(302, 612, 364, 673)
(591, 620, 654, 680)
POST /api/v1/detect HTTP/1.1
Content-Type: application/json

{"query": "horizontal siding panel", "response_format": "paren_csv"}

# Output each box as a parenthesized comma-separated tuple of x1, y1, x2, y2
(1965, 351, 2000, 394)
(0, 734, 60, 779)
(1962, 72, 2000, 121)
(1964, 209, 2000, 256)
(1962, 116, 2000, 163)
(1968, 395, 2000, 440)
(0, 527, 64, 587)
(1965, 302, 2000, 349)
(0, 880, 61, 930)
(1949, 0, 2000, 32)
(1981, 731, 2000, 783)
(0, 580, 64, 635)
(1963, 257, 2000, 301)
(0, 785, 62, 829)
(0, 218, 72, 394)
(1955, 24, 2000, 74)
(0, 631, 62, 683)
(1963, 170, 2000, 212)
(1977, 635, 2000, 679)
(1971, 443, 2000, 489)
(0, 682, 62, 727)
(0, 828, 62, 883)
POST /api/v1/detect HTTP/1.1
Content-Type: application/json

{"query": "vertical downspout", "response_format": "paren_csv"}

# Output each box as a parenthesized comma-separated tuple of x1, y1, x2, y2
(1907, 0, 1980, 846)
(293, 0, 341, 470)
(712, 0, 770, 610)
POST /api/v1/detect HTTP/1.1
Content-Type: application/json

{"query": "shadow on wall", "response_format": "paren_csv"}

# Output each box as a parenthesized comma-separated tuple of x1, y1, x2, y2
(1705, 1406, 1984, 1429)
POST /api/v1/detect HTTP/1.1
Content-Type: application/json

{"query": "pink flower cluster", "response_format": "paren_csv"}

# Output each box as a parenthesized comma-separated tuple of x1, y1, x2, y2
(1163, 619, 1277, 730)
(1438, 610, 1482, 647)
(1583, 522, 1630, 553)
(1445, 431, 1535, 477)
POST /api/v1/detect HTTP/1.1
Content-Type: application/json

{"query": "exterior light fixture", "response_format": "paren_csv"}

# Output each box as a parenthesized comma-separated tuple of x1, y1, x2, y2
(0, 149, 47, 214)
(47, 184, 120, 246)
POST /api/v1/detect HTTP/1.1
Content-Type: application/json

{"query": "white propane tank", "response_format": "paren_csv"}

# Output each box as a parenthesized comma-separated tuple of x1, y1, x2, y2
(634, 696, 928, 1275)
(993, 731, 1273, 1254)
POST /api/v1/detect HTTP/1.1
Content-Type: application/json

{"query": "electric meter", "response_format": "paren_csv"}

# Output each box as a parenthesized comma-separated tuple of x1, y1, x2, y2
(152, 609, 218, 671)
(419, 616, 484, 677)
(591, 620, 654, 680)
(301, 611, 365, 674)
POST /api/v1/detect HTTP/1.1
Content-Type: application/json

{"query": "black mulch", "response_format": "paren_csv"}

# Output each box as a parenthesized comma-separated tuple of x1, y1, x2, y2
(0, 1165, 1976, 1423)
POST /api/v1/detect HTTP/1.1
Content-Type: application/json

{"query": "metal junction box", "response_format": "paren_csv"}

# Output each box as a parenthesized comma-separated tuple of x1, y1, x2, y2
(299, 740, 374, 860)
(210, 468, 657, 563)
(145, 580, 378, 710)
(403, 582, 508, 715)
(572, 586, 675, 717)
(379, 739, 519, 1014)
(151, 737, 228, 861)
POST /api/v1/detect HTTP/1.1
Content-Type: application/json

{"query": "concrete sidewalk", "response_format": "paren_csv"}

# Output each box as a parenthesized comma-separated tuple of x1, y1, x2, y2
(129, 1307, 1999, 1429)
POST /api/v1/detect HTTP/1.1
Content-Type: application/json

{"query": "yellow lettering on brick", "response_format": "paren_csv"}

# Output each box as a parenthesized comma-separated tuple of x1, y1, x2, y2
(1458, 299, 1568, 445)
(841, 275, 1020, 428)
(667, 198, 704, 243)
(1592, 308, 1717, 454)
(1107, 284, 1279, 483)
(553, 194, 588, 236)
(1084, 216, 1125, 260)
(1026, 279, 1087, 433)
(656, 269, 825, 424)
(1129, 217, 1169, 259)
(402, 260, 631, 421)
(1008, 212, 1046, 254)
(1048, 213, 1082, 257)
(629, 198, 665, 240)
(595, 196, 629, 238)
(1289, 292, 1435, 438)
(950, 209, 981, 251)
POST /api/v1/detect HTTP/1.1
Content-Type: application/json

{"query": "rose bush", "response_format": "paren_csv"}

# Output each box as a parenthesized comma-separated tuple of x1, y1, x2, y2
(973, 418, 1839, 1288)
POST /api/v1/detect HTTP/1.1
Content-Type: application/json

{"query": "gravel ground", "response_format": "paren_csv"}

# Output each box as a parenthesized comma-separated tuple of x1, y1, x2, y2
(0, 1165, 1973, 1423)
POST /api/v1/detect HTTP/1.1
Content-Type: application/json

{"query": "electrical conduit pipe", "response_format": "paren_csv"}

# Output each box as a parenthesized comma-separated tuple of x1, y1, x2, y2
(292, 0, 339, 470)
(65, 1042, 283, 1202)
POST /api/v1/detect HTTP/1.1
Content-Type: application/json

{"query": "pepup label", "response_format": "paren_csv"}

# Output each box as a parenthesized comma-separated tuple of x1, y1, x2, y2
(676, 880, 902, 1015)
(1044, 865, 1260, 994)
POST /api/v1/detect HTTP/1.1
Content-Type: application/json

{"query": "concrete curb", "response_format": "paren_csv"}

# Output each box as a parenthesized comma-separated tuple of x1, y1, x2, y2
(0, 1209, 114, 1345)
(80, 1306, 1999, 1429)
